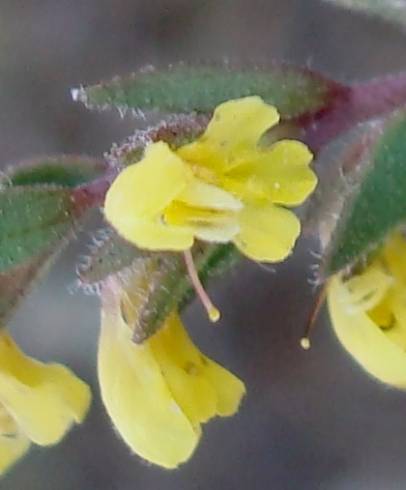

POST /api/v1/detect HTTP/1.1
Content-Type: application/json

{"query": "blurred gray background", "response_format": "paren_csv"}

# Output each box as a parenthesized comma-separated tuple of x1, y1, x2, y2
(1, 1, 406, 489)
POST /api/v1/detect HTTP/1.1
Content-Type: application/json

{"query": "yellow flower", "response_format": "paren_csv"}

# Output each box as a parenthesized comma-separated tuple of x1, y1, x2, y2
(98, 276, 246, 469)
(105, 96, 317, 262)
(0, 330, 91, 475)
(327, 232, 406, 387)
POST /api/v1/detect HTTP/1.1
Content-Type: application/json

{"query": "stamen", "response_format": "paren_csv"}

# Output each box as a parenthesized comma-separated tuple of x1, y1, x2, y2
(183, 249, 220, 322)
(300, 283, 327, 350)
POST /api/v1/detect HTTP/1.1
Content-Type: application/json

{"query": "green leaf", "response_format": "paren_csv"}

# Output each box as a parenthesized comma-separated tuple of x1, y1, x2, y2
(3, 155, 107, 188)
(0, 187, 85, 273)
(0, 155, 108, 323)
(324, 111, 406, 274)
(0, 250, 56, 324)
(305, 120, 381, 247)
(0, 183, 95, 322)
(77, 228, 149, 285)
(73, 64, 346, 120)
(323, 0, 406, 30)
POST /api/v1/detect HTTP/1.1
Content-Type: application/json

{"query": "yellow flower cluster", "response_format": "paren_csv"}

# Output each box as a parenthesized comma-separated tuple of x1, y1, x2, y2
(98, 274, 245, 469)
(105, 96, 317, 262)
(328, 232, 406, 387)
(0, 331, 90, 475)
(0, 97, 319, 474)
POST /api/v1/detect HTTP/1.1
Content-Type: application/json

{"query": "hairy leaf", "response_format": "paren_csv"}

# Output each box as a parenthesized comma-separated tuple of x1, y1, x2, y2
(0, 187, 81, 272)
(78, 228, 149, 285)
(0, 183, 95, 322)
(73, 64, 346, 120)
(3, 155, 107, 188)
(324, 111, 406, 274)
(130, 243, 240, 343)
(305, 120, 382, 246)
(0, 250, 56, 324)
(0, 154, 109, 323)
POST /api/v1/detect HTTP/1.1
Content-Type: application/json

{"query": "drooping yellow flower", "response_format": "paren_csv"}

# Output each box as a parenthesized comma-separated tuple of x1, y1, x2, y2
(327, 232, 406, 387)
(98, 276, 246, 469)
(105, 96, 317, 262)
(0, 330, 91, 475)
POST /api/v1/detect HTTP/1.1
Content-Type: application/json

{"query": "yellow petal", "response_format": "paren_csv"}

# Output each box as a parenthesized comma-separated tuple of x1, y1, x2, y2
(177, 143, 226, 176)
(105, 141, 192, 223)
(387, 288, 406, 349)
(234, 202, 300, 262)
(193, 221, 240, 243)
(225, 140, 316, 205)
(0, 333, 91, 446)
(328, 275, 406, 388)
(202, 96, 280, 154)
(150, 313, 245, 421)
(164, 201, 239, 244)
(384, 324, 406, 351)
(98, 307, 198, 469)
(383, 232, 406, 282)
(201, 357, 246, 416)
(344, 265, 393, 313)
(114, 216, 194, 251)
(149, 314, 218, 425)
(178, 97, 279, 172)
(0, 428, 30, 476)
(368, 297, 393, 328)
(178, 178, 242, 211)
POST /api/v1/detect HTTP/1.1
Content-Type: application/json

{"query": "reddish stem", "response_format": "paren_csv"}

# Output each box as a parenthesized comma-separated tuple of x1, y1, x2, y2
(71, 169, 118, 214)
(302, 72, 406, 150)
